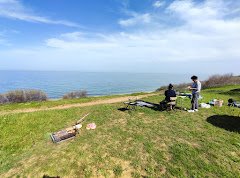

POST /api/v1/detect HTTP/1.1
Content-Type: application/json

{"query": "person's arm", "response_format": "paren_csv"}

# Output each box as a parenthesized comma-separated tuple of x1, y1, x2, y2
(165, 90, 167, 97)
(190, 81, 201, 91)
(188, 86, 197, 90)
(197, 81, 201, 92)
(188, 83, 198, 90)
(173, 90, 177, 97)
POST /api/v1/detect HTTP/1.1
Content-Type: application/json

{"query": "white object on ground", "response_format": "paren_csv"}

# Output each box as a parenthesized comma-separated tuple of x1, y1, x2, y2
(74, 124, 82, 129)
(187, 110, 195, 113)
(194, 109, 199, 112)
(200, 103, 211, 108)
(178, 96, 186, 99)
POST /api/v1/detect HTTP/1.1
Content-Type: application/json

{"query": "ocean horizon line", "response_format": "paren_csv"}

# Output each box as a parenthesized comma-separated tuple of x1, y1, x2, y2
(0, 69, 215, 76)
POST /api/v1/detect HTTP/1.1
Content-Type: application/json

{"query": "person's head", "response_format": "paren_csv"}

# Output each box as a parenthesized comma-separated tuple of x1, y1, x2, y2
(191, 75, 198, 82)
(168, 84, 173, 90)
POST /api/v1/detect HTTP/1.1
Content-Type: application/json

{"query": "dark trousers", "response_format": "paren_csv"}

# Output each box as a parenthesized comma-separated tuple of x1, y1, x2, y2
(191, 93, 199, 110)
(160, 100, 167, 110)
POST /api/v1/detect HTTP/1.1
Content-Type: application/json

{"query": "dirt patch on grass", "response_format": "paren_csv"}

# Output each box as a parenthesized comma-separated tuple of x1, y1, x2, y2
(90, 158, 133, 178)
(177, 138, 200, 148)
(111, 158, 134, 178)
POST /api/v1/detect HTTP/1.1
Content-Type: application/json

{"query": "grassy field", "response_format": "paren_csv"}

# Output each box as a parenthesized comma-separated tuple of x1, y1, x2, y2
(0, 85, 240, 177)
(0, 92, 150, 113)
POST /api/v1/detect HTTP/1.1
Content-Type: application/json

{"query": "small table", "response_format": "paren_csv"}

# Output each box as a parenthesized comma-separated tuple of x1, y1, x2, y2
(177, 96, 187, 110)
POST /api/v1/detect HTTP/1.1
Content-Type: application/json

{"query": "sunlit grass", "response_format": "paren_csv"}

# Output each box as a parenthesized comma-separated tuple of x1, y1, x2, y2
(0, 85, 239, 177)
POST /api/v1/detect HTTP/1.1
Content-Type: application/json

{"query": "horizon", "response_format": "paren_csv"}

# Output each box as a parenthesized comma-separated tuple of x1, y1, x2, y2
(0, 69, 237, 76)
(0, 0, 240, 74)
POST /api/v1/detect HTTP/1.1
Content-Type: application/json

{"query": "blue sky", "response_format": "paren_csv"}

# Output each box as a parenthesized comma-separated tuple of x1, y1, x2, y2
(0, 0, 239, 74)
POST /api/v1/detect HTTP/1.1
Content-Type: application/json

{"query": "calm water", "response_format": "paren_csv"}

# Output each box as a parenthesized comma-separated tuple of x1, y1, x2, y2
(0, 71, 208, 98)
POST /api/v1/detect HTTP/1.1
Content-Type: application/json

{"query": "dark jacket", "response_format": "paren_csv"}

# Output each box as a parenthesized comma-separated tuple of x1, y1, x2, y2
(165, 89, 176, 102)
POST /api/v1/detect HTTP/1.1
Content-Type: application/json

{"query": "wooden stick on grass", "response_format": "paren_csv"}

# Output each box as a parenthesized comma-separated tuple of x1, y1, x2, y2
(76, 113, 90, 124)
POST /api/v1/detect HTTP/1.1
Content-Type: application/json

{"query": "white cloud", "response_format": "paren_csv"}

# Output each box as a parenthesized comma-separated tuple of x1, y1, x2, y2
(0, 0, 80, 27)
(167, 0, 225, 22)
(153, 1, 165, 8)
(119, 13, 152, 27)
(60, 32, 84, 41)
(43, 0, 240, 61)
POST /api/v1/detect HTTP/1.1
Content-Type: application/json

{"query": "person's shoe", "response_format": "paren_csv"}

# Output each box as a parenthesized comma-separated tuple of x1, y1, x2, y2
(194, 109, 199, 112)
(187, 110, 195, 112)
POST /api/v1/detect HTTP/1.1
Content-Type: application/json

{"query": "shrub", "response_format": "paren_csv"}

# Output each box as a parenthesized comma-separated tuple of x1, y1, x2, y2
(5, 90, 25, 103)
(0, 94, 9, 104)
(24, 90, 48, 102)
(156, 82, 191, 92)
(202, 74, 240, 89)
(0, 90, 48, 104)
(156, 74, 240, 91)
(63, 90, 87, 99)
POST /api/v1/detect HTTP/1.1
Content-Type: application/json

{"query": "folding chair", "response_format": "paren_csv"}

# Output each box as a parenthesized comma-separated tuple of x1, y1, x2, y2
(167, 97, 177, 111)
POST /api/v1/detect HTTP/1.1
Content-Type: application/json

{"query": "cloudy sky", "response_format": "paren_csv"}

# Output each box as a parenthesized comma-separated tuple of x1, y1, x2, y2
(0, 0, 239, 74)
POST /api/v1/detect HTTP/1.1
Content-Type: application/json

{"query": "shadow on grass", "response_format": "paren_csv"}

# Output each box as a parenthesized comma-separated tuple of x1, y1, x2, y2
(135, 100, 183, 111)
(219, 88, 240, 96)
(207, 115, 240, 133)
(118, 100, 182, 112)
(230, 88, 240, 92)
(118, 100, 160, 112)
(118, 107, 131, 111)
(43, 175, 60, 178)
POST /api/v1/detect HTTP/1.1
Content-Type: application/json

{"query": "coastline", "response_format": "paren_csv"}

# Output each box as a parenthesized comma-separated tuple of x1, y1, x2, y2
(49, 90, 155, 100)
(0, 71, 209, 98)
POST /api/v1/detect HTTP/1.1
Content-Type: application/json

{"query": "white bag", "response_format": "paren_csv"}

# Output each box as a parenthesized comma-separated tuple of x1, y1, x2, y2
(200, 103, 211, 108)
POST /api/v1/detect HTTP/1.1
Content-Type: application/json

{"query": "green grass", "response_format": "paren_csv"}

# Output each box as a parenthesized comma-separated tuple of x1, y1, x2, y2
(0, 92, 151, 112)
(0, 85, 240, 177)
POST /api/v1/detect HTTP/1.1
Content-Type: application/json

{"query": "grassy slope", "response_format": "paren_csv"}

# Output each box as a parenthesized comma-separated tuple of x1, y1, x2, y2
(0, 85, 240, 177)
(0, 92, 149, 112)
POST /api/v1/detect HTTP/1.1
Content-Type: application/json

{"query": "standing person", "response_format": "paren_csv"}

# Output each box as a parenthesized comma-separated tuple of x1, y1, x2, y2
(188, 76, 201, 112)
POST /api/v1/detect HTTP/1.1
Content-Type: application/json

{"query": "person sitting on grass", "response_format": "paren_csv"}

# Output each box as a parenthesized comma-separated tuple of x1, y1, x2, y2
(160, 84, 176, 110)
(187, 75, 201, 112)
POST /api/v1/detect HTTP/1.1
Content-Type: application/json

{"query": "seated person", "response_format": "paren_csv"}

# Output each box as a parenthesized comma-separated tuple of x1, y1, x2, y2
(160, 84, 176, 109)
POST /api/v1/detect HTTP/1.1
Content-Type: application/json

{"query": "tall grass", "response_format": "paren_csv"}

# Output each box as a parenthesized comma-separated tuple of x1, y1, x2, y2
(0, 90, 47, 104)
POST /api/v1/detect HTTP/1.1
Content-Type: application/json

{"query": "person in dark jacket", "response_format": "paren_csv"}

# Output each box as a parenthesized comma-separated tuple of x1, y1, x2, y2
(160, 84, 176, 110)
(164, 84, 177, 102)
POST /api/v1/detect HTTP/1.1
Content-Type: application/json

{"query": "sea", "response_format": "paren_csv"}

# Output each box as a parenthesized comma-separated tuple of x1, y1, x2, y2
(0, 71, 209, 99)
